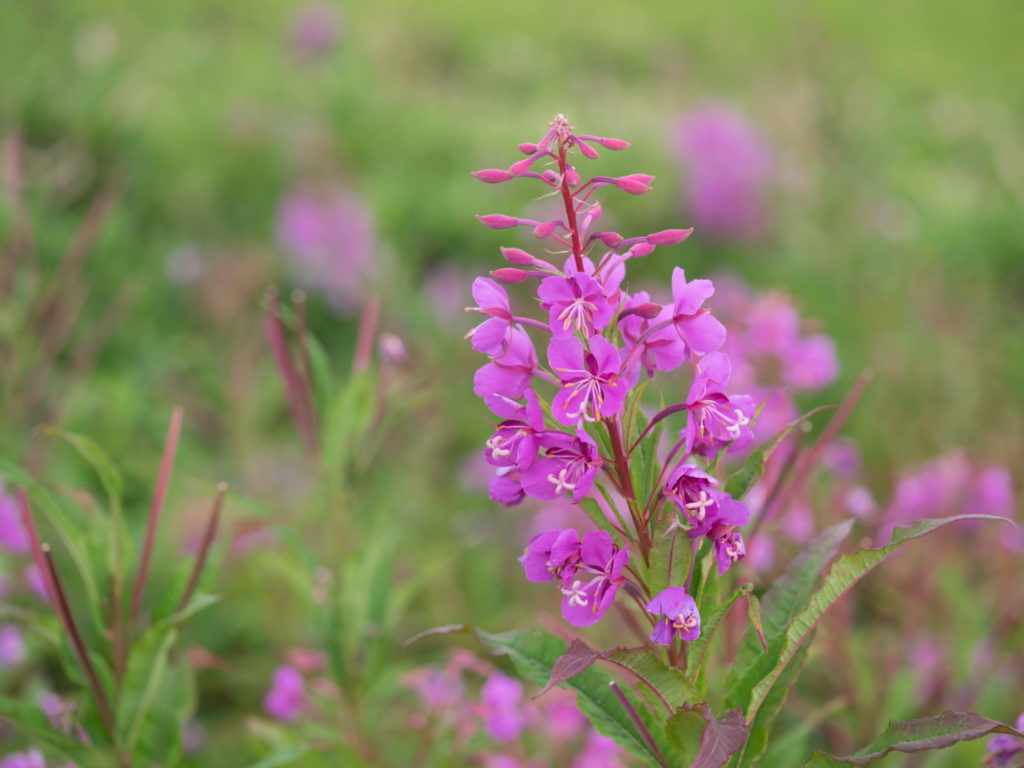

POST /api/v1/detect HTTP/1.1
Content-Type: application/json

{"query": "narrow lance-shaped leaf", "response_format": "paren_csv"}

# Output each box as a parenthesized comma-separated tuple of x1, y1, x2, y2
(745, 515, 1010, 726)
(802, 711, 1024, 766)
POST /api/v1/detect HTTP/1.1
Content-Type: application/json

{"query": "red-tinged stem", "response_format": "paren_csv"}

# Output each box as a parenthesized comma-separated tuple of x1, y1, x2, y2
(683, 538, 700, 594)
(16, 489, 57, 601)
(608, 682, 671, 768)
(130, 406, 183, 627)
(291, 290, 319, 443)
(42, 545, 116, 740)
(642, 436, 688, 522)
(177, 483, 226, 612)
(556, 143, 585, 273)
(352, 294, 380, 374)
(265, 289, 317, 452)
(618, 319, 676, 388)
(764, 369, 873, 523)
(1, 130, 36, 283)
(606, 417, 652, 559)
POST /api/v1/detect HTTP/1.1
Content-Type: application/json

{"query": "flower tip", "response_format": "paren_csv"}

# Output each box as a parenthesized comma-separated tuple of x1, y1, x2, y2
(518, 142, 539, 155)
(477, 214, 520, 230)
(500, 247, 534, 266)
(575, 139, 600, 159)
(508, 158, 533, 176)
(533, 220, 559, 239)
(491, 268, 530, 284)
(629, 242, 656, 259)
(598, 137, 630, 151)
(473, 168, 513, 184)
(598, 231, 624, 248)
(647, 228, 694, 246)
(614, 174, 654, 195)
(632, 302, 662, 319)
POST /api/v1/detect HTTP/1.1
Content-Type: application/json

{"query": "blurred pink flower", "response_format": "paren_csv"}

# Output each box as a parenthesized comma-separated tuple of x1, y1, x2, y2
(0, 625, 25, 666)
(671, 106, 774, 241)
(0, 479, 30, 553)
(263, 665, 306, 721)
(290, 4, 341, 60)
(480, 672, 525, 742)
(277, 186, 375, 315)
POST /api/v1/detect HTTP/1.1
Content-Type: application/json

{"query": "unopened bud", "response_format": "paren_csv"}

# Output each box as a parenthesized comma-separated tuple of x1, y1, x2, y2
(647, 228, 693, 246)
(491, 268, 530, 284)
(477, 214, 519, 229)
(508, 157, 533, 176)
(631, 302, 662, 319)
(533, 220, 559, 239)
(518, 142, 539, 155)
(500, 247, 534, 265)
(565, 167, 581, 187)
(576, 139, 599, 159)
(629, 242, 656, 258)
(472, 168, 513, 183)
(614, 174, 654, 195)
(599, 231, 624, 248)
(379, 333, 408, 365)
(596, 137, 630, 151)
(540, 169, 561, 186)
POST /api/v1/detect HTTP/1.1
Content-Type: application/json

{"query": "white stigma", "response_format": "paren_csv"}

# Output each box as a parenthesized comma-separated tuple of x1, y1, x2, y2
(560, 580, 588, 607)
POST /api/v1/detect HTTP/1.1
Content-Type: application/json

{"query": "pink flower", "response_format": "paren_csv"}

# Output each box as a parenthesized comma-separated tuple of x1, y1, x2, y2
(263, 665, 306, 722)
(0, 479, 30, 553)
(0, 625, 26, 666)
(480, 673, 525, 742)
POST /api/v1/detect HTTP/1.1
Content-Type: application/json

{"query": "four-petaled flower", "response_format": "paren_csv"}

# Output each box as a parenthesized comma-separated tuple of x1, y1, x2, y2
(646, 587, 701, 645)
(538, 272, 614, 338)
(682, 351, 755, 456)
(549, 336, 626, 426)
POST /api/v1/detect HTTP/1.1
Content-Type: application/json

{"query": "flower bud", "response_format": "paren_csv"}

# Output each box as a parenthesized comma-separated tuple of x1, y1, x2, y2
(508, 157, 533, 176)
(518, 142, 539, 155)
(647, 227, 694, 245)
(599, 231, 624, 248)
(540, 169, 561, 186)
(477, 214, 519, 229)
(575, 139, 600, 159)
(500, 247, 534, 265)
(565, 167, 581, 187)
(614, 174, 655, 195)
(533, 220, 559, 239)
(472, 168, 513, 183)
(491, 268, 530, 284)
(630, 302, 663, 319)
(596, 137, 630, 151)
(629, 242, 656, 258)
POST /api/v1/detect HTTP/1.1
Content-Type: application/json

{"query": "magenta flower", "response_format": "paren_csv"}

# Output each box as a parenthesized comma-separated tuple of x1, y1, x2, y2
(664, 464, 719, 527)
(683, 352, 755, 456)
(0, 625, 25, 666)
(549, 336, 626, 426)
(519, 528, 581, 584)
(263, 665, 306, 722)
(987, 714, 1024, 768)
(289, 4, 341, 60)
(620, 291, 687, 378)
(537, 272, 614, 338)
(713, 530, 747, 575)
(646, 587, 701, 644)
(521, 429, 602, 503)
(558, 531, 628, 627)
(276, 186, 375, 315)
(571, 730, 627, 768)
(671, 106, 773, 241)
(480, 672, 525, 742)
(466, 277, 514, 355)
(0, 480, 30, 553)
(489, 467, 526, 507)
(0, 750, 45, 768)
(483, 390, 545, 470)
(473, 326, 538, 400)
(784, 334, 839, 391)
(671, 267, 726, 355)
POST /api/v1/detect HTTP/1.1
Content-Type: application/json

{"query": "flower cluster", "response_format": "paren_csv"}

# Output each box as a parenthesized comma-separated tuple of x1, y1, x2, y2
(403, 650, 626, 768)
(468, 116, 758, 639)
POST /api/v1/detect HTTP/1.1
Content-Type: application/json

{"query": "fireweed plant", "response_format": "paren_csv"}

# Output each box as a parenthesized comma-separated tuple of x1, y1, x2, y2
(445, 116, 1023, 767)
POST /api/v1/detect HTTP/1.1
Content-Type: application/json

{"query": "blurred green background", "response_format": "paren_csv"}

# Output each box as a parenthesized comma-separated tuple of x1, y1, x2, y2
(0, 0, 1021, 765)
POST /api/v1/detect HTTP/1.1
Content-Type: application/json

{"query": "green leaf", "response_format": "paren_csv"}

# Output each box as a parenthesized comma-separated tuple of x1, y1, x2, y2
(152, 592, 221, 631)
(745, 515, 1009, 728)
(0, 696, 96, 764)
(726, 519, 853, 712)
(648, 522, 694, 602)
(117, 627, 177, 749)
(802, 711, 1024, 766)
(686, 584, 753, 681)
(473, 628, 662, 765)
(580, 496, 624, 544)
(666, 707, 708, 767)
(603, 647, 699, 713)
(249, 745, 312, 768)
(42, 428, 123, 510)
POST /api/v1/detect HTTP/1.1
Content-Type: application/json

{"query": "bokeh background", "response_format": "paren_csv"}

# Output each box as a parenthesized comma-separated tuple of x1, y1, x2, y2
(1, 1, 1021, 765)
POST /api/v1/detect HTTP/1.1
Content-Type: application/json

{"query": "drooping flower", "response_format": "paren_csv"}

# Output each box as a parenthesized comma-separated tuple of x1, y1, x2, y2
(682, 352, 755, 456)
(549, 336, 626, 426)
(473, 326, 538, 400)
(713, 530, 747, 575)
(263, 665, 306, 722)
(646, 587, 701, 645)
(671, 268, 726, 356)
(466, 277, 514, 355)
(558, 531, 628, 627)
(987, 714, 1024, 767)
(521, 430, 602, 503)
(664, 464, 719, 526)
(519, 528, 581, 584)
(537, 272, 614, 338)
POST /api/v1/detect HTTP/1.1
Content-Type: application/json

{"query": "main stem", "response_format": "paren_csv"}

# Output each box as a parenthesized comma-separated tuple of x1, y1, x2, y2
(605, 417, 650, 559)
(557, 142, 585, 273)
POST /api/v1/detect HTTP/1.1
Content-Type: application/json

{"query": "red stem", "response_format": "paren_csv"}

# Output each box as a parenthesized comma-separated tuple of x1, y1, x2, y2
(177, 483, 227, 612)
(352, 294, 380, 374)
(130, 406, 183, 626)
(556, 143, 585, 273)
